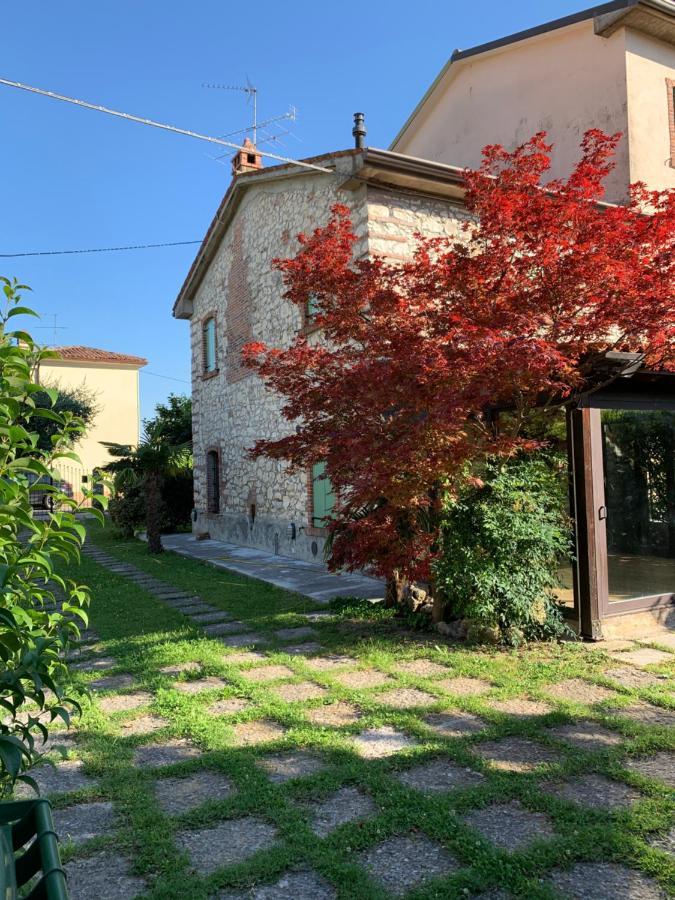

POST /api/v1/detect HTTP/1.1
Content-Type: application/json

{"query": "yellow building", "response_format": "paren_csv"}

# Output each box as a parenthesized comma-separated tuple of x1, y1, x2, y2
(37, 346, 147, 501)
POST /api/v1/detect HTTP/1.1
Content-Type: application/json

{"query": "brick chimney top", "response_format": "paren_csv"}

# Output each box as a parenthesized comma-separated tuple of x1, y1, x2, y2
(231, 137, 264, 176)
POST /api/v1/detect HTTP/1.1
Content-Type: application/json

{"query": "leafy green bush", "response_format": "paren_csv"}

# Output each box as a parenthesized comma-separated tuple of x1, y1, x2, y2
(0, 277, 103, 797)
(434, 455, 571, 644)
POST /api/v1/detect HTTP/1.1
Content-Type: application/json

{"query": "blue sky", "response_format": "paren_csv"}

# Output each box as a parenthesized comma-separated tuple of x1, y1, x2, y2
(1, 0, 586, 421)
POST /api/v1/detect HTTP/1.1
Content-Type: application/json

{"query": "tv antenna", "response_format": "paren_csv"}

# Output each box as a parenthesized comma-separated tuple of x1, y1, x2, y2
(203, 80, 259, 144)
(33, 313, 68, 345)
(0, 78, 330, 173)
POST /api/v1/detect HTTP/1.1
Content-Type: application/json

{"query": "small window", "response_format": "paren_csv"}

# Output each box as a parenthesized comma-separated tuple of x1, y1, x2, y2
(206, 450, 220, 513)
(311, 461, 335, 527)
(305, 293, 320, 325)
(203, 317, 217, 373)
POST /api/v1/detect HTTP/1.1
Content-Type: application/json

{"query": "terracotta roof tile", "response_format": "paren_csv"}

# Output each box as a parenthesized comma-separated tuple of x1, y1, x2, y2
(51, 346, 148, 367)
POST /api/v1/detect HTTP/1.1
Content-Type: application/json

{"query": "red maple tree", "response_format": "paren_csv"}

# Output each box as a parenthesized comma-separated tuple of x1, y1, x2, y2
(243, 131, 675, 599)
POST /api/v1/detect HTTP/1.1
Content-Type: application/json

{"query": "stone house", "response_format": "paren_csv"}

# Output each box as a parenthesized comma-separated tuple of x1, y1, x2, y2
(174, 0, 675, 638)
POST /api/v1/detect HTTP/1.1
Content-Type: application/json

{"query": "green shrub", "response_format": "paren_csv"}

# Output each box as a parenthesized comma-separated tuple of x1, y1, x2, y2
(434, 455, 571, 643)
(0, 277, 104, 796)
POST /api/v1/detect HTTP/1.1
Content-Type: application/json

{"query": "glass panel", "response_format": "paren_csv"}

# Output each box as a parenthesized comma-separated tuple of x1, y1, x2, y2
(602, 409, 675, 602)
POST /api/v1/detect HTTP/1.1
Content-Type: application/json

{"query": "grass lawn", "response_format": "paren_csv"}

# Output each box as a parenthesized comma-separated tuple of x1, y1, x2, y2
(38, 520, 675, 899)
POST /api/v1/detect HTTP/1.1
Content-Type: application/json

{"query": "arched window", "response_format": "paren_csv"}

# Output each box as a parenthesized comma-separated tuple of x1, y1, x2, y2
(206, 450, 220, 513)
(203, 317, 217, 373)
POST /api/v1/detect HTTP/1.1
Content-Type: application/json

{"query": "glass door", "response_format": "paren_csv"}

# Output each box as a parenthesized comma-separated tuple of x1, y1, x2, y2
(601, 409, 675, 607)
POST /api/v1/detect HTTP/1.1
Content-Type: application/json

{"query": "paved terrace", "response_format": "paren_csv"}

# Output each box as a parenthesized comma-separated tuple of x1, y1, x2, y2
(160, 533, 385, 604)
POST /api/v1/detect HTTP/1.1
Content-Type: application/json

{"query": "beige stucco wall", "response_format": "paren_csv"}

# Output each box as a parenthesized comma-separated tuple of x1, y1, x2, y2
(393, 20, 632, 202)
(37, 361, 141, 498)
(625, 28, 675, 191)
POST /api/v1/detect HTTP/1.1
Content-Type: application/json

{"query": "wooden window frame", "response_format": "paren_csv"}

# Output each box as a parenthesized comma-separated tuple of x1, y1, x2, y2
(205, 448, 221, 514)
(201, 314, 219, 379)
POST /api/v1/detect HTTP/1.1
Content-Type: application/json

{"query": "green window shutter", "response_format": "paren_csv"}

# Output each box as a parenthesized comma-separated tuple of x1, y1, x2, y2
(203, 318, 217, 372)
(312, 461, 334, 526)
(306, 293, 320, 323)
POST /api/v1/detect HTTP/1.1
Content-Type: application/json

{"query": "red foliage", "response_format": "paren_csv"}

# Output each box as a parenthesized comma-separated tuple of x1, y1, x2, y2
(243, 131, 675, 583)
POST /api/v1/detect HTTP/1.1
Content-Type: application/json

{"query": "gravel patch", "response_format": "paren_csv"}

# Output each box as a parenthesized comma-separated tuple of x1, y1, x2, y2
(396, 757, 484, 793)
(65, 853, 147, 900)
(257, 750, 326, 783)
(548, 861, 667, 898)
(176, 816, 278, 875)
(133, 738, 202, 768)
(352, 726, 417, 759)
(155, 770, 235, 815)
(54, 801, 116, 844)
(463, 800, 554, 851)
(358, 833, 459, 896)
(304, 785, 376, 836)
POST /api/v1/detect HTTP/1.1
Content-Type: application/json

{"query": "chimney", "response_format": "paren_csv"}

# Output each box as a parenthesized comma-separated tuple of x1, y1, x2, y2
(231, 137, 264, 177)
(353, 112, 366, 149)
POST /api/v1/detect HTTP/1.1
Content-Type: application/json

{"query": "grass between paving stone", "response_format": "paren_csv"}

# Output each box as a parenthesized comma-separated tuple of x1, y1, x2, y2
(41, 520, 675, 899)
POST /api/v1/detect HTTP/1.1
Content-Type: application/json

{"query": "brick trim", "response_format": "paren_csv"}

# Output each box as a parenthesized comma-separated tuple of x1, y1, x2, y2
(667, 79, 675, 169)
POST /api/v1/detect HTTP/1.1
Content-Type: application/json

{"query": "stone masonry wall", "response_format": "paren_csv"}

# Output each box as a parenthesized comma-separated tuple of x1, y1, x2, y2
(190, 169, 470, 562)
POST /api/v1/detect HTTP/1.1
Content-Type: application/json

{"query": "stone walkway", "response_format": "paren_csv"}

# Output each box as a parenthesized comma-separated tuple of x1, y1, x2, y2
(159, 532, 385, 603)
(21, 542, 675, 899)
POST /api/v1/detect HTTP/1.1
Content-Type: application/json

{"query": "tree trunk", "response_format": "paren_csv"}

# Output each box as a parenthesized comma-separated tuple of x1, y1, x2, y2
(144, 471, 164, 554)
(384, 570, 407, 608)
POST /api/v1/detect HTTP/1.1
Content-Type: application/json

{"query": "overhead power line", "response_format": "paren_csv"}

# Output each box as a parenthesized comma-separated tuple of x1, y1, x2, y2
(0, 78, 332, 174)
(0, 240, 202, 259)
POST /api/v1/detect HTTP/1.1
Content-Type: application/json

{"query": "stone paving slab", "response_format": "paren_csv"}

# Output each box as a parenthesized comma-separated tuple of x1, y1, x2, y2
(394, 659, 451, 678)
(423, 711, 487, 738)
(304, 785, 377, 836)
(215, 869, 337, 899)
(283, 641, 324, 655)
(474, 738, 561, 772)
(203, 621, 248, 637)
(119, 714, 169, 736)
(358, 833, 459, 897)
(89, 673, 136, 692)
(161, 533, 385, 604)
(640, 632, 675, 651)
(396, 757, 484, 794)
(71, 656, 119, 672)
(257, 750, 326, 782)
(604, 667, 667, 689)
(544, 679, 618, 705)
(271, 682, 328, 703)
(155, 770, 235, 815)
(463, 800, 554, 851)
(546, 722, 624, 752)
(544, 773, 642, 810)
(305, 702, 362, 727)
(648, 826, 675, 855)
(134, 738, 202, 768)
(274, 626, 318, 642)
(54, 801, 116, 844)
(222, 651, 268, 666)
(607, 701, 675, 728)
(611, 648, 674, 668)
(331, 669, 393, 690)
(177, 816, 279, 875)
(436, 677, 492, 696)
(172, 676, 229, 695)
(15, 759, 95, 797)
(208, 698, 250, 716)
(231, 720, 288, 746)
(626, 752, 675, 788)
(377, 687, 437, 708)
(304, 655, 358, 672)
(242, 664, 295, 682)
(159, 661, 202, 676)
(488, 697, 553, 718)
(190, 610, 233, 624)
(352, 727, 417, 759)
(547, 861, 667, 899)
(65, 852, 147, 900)
(98, 691, 153, 714)
(219, 633, 270, 648)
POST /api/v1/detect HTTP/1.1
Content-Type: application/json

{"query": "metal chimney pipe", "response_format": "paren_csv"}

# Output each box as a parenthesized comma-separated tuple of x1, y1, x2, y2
(353, 112, 366, 149)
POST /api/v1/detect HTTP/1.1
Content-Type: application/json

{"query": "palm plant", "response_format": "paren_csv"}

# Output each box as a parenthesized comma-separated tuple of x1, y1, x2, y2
(103, 438, 191, 554)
